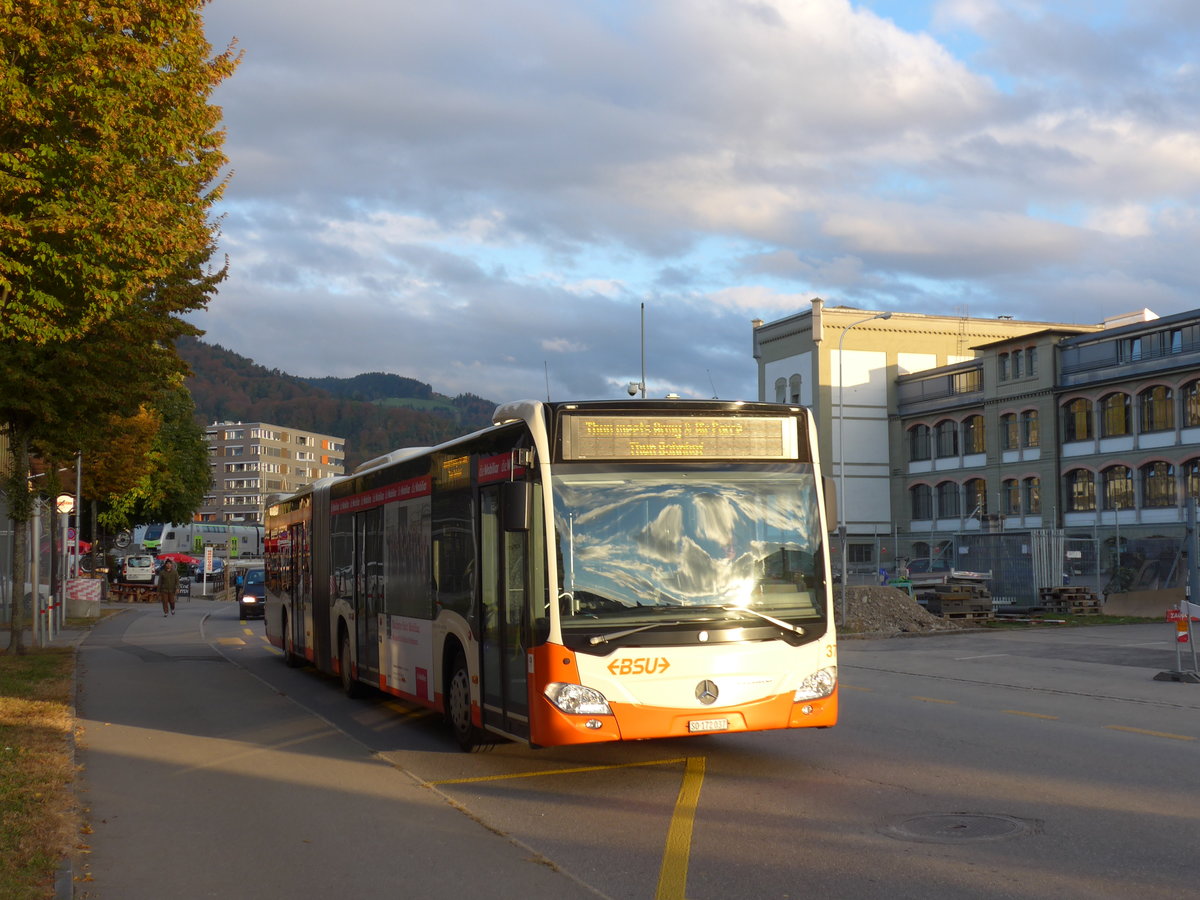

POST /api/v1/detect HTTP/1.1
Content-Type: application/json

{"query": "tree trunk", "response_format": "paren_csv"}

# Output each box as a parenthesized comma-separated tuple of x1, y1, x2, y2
(6, 424, 32, 655)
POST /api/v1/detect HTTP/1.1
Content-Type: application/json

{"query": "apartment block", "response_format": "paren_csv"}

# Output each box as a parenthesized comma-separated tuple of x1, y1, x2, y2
(199, 422, 346, 524)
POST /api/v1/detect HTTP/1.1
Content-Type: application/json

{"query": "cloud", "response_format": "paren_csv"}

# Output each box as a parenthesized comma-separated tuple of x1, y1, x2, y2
(194, 0, 1200, 411)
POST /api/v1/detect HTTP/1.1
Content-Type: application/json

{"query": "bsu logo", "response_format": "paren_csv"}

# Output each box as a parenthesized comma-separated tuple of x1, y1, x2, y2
(607, 657, 671, 676)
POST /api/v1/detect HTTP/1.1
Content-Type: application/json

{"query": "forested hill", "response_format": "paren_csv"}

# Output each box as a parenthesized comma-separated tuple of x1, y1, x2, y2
(178, 337, 497, 469)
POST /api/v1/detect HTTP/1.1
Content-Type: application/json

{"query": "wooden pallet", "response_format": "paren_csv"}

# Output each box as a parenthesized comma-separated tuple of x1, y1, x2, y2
(109, 584, 159, 603)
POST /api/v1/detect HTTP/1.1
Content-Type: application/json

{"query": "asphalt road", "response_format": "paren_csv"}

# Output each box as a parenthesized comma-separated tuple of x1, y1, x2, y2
(74, 602, 1200, 899)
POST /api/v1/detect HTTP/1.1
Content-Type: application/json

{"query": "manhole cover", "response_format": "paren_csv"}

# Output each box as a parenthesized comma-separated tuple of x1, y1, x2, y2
(880, 813, 1036, 844)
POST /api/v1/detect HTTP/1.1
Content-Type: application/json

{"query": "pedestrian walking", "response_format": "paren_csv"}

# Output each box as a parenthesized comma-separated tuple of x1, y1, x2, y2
(158, 559, 180, 616)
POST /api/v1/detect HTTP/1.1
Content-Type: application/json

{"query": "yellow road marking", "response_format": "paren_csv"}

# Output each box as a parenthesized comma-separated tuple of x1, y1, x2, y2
(382, 701, 435, 720)
(655, 757, 705, 900)
(243, 628, 255, 636)
(429, 756, 689, 786)
(840, 684, 872, 692)
(1105, 725, 1195, 741)
(912, 696, 956, 704)
(1003, 710, 1059, 720)
(217, 637, 246, 646)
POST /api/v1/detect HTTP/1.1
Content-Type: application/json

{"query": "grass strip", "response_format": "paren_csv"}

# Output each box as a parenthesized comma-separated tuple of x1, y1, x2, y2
(0, 644, 78, 900)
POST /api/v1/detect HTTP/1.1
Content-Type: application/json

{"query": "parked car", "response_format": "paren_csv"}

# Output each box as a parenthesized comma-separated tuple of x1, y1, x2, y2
(121, 555, 156, 585)
(234, 564, 266, 619)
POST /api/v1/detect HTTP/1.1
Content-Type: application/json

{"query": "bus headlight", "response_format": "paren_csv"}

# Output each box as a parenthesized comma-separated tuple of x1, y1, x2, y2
(544, 682, 612, 716)
(794, 666, 837, 701)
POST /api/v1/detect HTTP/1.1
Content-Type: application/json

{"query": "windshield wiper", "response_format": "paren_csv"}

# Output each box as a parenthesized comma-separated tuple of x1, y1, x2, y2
(588, 620, 687, 646)
(722, 605, 805, 636)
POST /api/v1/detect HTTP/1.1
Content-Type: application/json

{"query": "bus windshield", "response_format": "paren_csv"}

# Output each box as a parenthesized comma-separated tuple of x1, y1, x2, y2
(551, 467, 827, 642)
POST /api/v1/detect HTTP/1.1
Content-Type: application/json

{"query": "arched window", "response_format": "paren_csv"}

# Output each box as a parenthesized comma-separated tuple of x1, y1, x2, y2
(936, 481, 960, 517)
(963, 415, 985, 454)
(934, 420, 958, 458)
(774, 377, 786, 403)
(910, 484, 932, 519)
(1184, 380, 1200, 428)
(1063, 398, 1093, 442)
(788, 374, 801, 404)
(964, 478, 987, 515)
(1023, 476, 1041, 514)
(998, 354, 1009, 381)
(1002, 478, 1020, 515)
(1102, 465, 1133, 510)
(908, 424, 931, 462)
(1025, 346, 1037, 376)
(1186, 459, 1200, 501)
(1140, 385, 1174, 432)
(999, 413, 1018, 450)
(1022, 409, 1040, 447)
(1066, 469, 1096, 512)
(1141, 462, 1176, 508)
(1011, 350, 1023, 378)
(1100, 392, 1131, 437)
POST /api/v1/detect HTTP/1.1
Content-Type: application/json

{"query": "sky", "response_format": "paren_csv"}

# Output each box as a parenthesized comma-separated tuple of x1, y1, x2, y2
(195, 0, 1200, 404)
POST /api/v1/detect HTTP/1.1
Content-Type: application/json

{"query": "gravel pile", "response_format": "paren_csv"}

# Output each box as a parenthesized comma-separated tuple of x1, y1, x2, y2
(836, 585, 968, 636)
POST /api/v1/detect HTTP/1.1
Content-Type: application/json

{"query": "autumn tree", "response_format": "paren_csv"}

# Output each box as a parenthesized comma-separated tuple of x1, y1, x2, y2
(1, 3, 238, 653)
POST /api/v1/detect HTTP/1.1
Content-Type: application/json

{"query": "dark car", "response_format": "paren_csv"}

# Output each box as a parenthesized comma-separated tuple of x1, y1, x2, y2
(237, 565, 266, 619)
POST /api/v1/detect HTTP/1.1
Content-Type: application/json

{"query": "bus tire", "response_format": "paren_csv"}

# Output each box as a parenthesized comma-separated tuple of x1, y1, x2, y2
(339, 630, 364, 698)
(282, 612, 302, 668)
(446, 650, 482, 751)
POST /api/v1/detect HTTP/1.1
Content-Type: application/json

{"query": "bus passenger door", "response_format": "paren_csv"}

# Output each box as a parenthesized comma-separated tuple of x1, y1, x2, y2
(355, 509, 382, 683)
(479, 486, 530, 740)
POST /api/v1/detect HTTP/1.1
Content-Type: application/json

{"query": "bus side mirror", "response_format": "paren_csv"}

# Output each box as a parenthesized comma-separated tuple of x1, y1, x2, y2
(503, 481, 532, 532)
(823, 476, 838, 533)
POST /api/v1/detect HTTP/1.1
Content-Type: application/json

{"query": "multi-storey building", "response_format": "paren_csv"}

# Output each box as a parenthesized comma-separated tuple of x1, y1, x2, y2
(200, 422, 345, 524)
(762, 301, 1200, 601)
(752, 300, 1095, 578)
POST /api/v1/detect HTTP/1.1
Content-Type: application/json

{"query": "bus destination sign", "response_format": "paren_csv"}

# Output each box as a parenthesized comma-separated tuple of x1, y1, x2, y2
(562, 415, 795, 460)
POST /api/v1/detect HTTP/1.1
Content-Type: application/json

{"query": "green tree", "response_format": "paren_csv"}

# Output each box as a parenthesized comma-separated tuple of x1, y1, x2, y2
(98, 381, 211, 530)
(1, 3, 237, 654)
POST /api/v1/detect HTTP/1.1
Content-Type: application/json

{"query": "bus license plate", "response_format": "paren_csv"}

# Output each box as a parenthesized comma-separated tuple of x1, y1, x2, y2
(688, 718, 729, 733)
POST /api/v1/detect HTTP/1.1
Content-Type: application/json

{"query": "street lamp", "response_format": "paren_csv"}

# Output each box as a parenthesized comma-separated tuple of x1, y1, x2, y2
(838, 311, 893, 623)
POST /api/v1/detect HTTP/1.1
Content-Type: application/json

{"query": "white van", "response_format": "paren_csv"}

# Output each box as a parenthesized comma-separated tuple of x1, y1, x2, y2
(122, 555, 156, 585)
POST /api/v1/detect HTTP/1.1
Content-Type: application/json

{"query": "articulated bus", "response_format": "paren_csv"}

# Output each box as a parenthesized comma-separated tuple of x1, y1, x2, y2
(264, 399, 837, 750)
(142, 522, 265, 560)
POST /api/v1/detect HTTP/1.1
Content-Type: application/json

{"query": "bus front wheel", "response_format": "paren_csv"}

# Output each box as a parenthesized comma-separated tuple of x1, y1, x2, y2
(282, 612, 302, 668)
(446, 651, 481, 752)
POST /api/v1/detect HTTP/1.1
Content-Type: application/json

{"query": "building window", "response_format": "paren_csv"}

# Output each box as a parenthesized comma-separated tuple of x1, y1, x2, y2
(963, 415, 985, 454)
(908, 424, 931, 462)
(1063, 398, 1093, 442)
(1184, 380, 1200, 427)
(224, 429, 244, 440)
(998, 354, 1009, 381)
(1141, 462, 1176, 509)
(910, 484, 933, 519)
(1100, 392, 1131, 437)
(774, 377, 786, 403)
(1011, 351, 1022, 379)
(1022, 410, 1040, 448)
(937, 481, 960, 517)
(789, 374, 801, 404)
(1023, 476, 1041, 515)
(1000, 414, 1018, 450)
(1139, 385, 1174, 433)
(1186, 459, 1200, 500)
(934, 420, 958, 458)
(1119, 337, 1143, 362)
(1002, 479, 1020, 515)
(226, 446, 244, 457)
(964, 478, 987, 516)
(1066, 469, 1096, 512)
(1025, 347, 1037, 376)
(1102, 465, 1133, 511)
(953, 369, 981, 393)
(848, 544, 874, 564)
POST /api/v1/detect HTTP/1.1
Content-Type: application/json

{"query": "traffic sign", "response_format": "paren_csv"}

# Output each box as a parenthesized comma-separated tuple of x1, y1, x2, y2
(56, 493, 75, 514)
